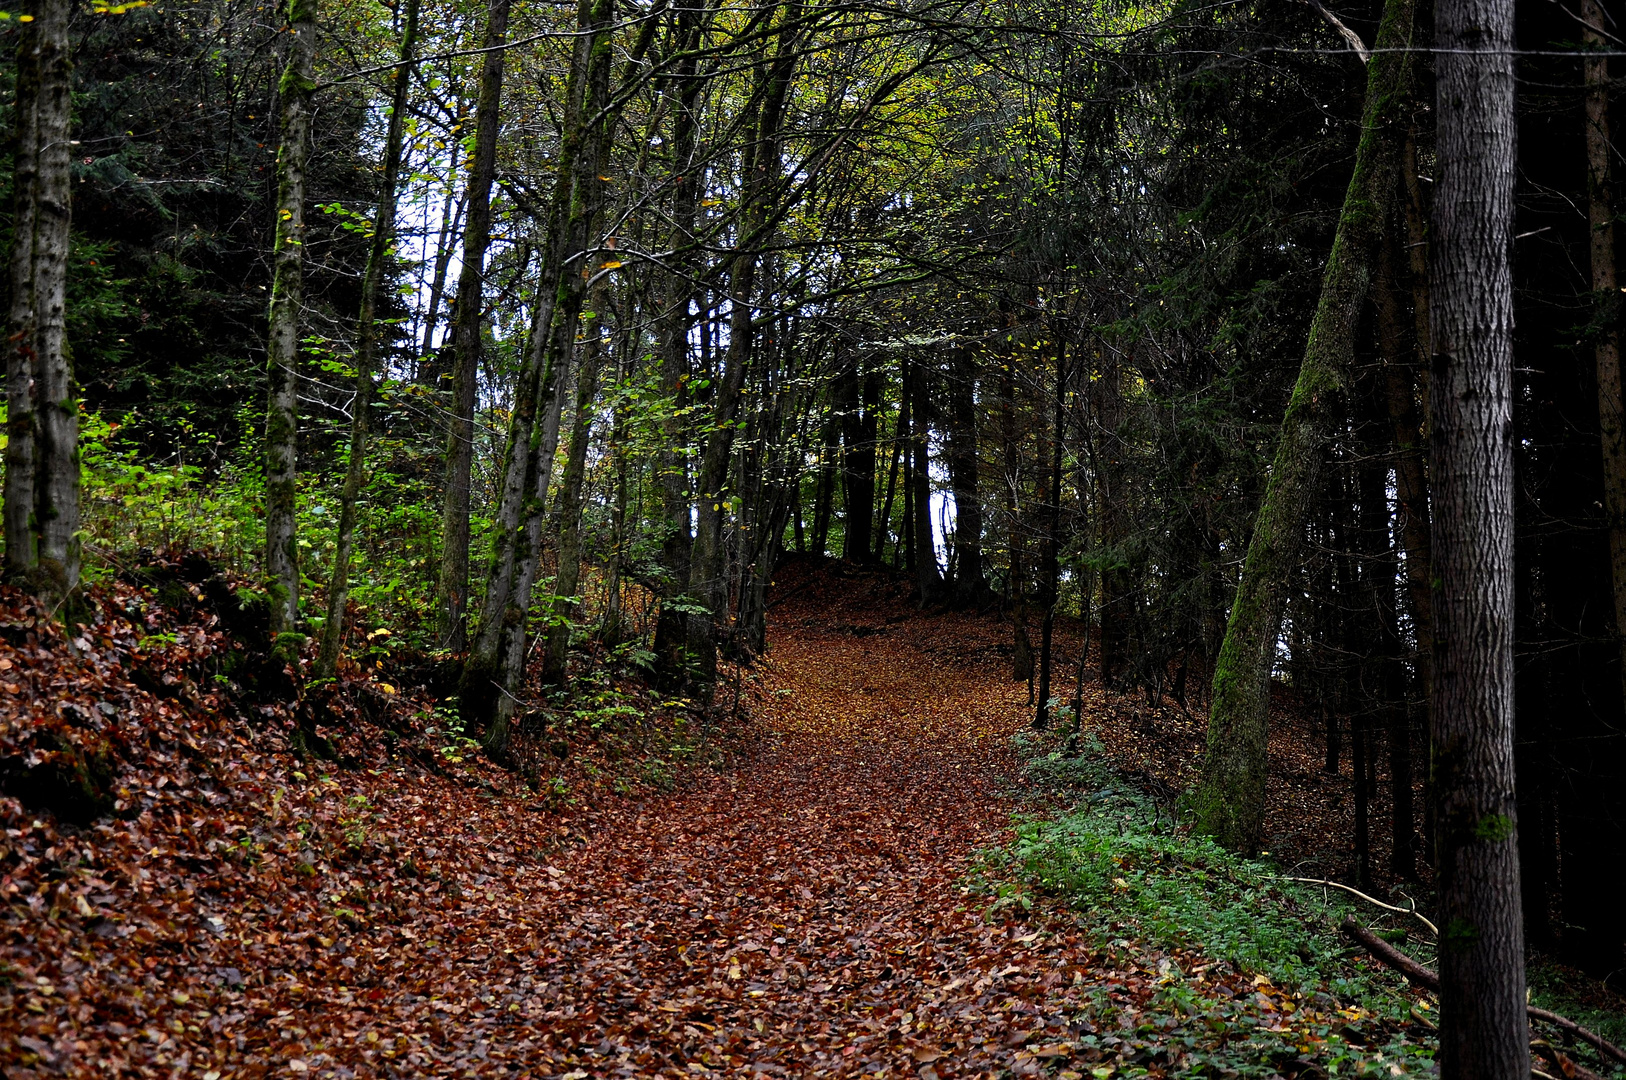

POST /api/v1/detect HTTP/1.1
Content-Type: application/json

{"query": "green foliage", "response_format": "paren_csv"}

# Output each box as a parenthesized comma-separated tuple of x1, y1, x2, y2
(975, 736, 1440, 1077)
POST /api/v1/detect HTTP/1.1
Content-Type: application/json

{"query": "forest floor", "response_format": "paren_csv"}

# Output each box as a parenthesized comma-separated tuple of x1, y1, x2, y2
(7, 558, 1617, 1078)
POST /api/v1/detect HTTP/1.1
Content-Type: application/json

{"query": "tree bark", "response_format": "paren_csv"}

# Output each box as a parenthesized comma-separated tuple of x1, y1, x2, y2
(4, 0, 41, 581)
(1192, 0, 1417, 851)
(315, 0, 420, 679)
(263, 0, 318, 647)
(1431, 0, 1528, 1065)
(4, 0, 76, 604)
(434, 0, 512, 653)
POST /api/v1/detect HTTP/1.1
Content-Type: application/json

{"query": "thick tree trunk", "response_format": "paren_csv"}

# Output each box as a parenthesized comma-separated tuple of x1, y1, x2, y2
(1192, 0, 1416, 851)
(1582, 0, 1626, 702)
(4, 4, 41, 579)
(263, 0, 318, 647)
(4, 0, 76, 603)
(434, 0, 512, 653)
(315, 0, 420, 679)
(1431, 0, 1528, 1065)
(946, 347, 986, 603)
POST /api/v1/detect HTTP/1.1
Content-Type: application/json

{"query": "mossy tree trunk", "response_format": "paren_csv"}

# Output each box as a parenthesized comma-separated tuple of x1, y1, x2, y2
(541, 294, 608, 686)
(263, 0, 317, 647)
(3, 0, 76, 604)
(433, 0, 512, 653)
(1192, 0, 1418, 852)
(314, 0, 420, 680)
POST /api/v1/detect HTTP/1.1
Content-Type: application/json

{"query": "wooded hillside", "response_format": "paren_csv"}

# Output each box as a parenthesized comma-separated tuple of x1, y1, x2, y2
(4, 0, 1626, 1073)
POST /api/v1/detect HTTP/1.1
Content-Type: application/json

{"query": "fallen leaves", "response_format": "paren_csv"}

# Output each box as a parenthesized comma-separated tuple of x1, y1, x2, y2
(0, 554, 1428, 1079)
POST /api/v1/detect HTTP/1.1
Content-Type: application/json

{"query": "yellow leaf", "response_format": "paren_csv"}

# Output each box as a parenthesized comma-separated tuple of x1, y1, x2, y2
(600, 260, 623, 270)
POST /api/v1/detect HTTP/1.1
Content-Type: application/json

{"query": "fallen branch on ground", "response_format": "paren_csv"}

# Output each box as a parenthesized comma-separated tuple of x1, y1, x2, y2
(1340, 917, 1626, 1074)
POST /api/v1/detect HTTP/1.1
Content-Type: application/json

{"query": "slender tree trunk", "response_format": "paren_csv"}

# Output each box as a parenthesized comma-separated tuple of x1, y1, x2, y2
(811, 414, 837, 556)
(1035, 341, 1065, 729)
(264, 0, 318, 646)
(651, 0, 703, 685)
(541, 302, 607, 685)
(946, 346, 986, 603)
(418, 184, 465, 382)
(1431, 0, 1528, 1064)
(465, 0, 614, 743)
(434, 0, 512, 652)
(603, 351, 630, 646)
(1582, 0, 1626, 701)
(315, 0, 420, 679)
(1193, 0, 1417, 850)
(840, 356, 879, 564)
(900, 370, 916, 573)
(685, 28, 796, 694)
(875, 411, 902, 561)
(907, 355, 943, 603)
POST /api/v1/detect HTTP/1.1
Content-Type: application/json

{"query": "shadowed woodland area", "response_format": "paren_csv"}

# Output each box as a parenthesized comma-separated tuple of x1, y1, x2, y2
(4, 0, 1626, 1072)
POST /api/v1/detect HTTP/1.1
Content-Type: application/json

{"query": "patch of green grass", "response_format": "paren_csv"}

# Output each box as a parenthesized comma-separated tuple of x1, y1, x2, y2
(975, 732, 1440, 1077)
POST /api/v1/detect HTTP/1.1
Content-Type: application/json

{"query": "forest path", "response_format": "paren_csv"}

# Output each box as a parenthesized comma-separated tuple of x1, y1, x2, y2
(524, 563, 1107, 1077)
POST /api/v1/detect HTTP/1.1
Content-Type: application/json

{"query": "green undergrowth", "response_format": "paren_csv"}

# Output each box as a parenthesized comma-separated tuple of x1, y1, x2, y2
(974, 728, 1441, 1077)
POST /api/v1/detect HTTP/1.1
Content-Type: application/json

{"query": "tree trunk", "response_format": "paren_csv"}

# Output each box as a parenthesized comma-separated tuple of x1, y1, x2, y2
(4, 0, 76, 604)
(811, 414, 837, 556)
(434, 0, 512, 653)
(946, 346, 986, 604)
(840, 355, 879, 564)
(875, 408, 902, 563)
(1035, 341, 1065, 729)
(417, 183, 465, 383)
(461, 0, 610, 739)
(1431, 0, 1528, 1064)
(1192, 0, 1417, 851)
(263, 0, 318, 647)
(315, 0, 420, 679)
(1582, 0, 1626, 704)
(907, 355, 943, 603)
(541, 303, 607, 685)
(4, 0, 41, 581)
(651, 0, 703, 687)
(685, 27, 797, 695)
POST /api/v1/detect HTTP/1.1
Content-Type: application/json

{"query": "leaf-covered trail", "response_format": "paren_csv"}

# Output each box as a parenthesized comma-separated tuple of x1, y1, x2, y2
(524, 566, 1102, 1077)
